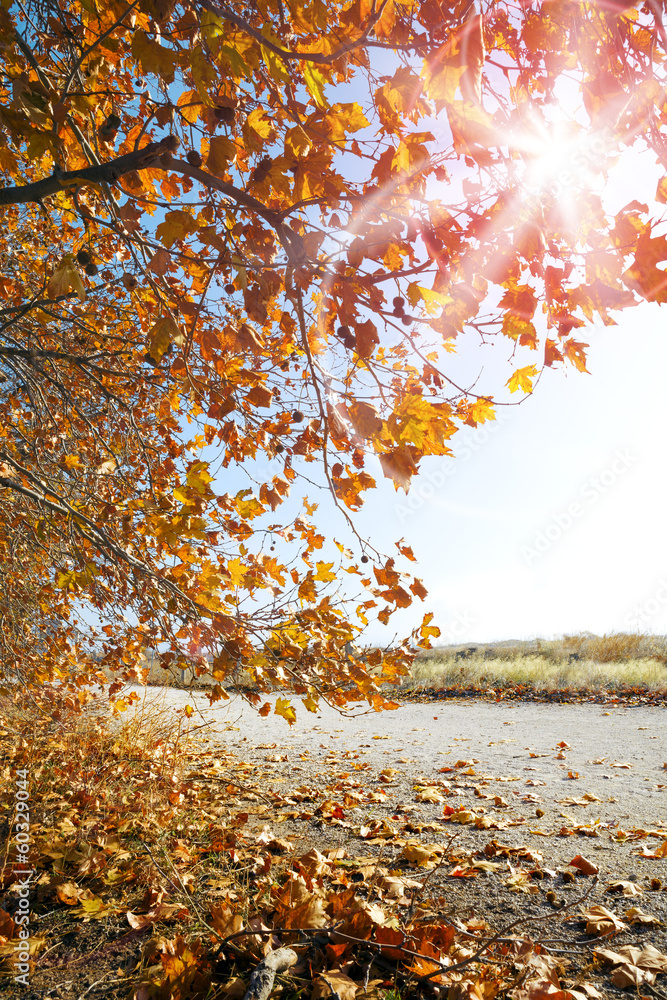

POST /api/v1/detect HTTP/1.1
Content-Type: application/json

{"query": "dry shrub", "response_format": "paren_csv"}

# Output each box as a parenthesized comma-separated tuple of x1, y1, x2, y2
(564, 632, 667, 663)
(0, 685, 205, 833)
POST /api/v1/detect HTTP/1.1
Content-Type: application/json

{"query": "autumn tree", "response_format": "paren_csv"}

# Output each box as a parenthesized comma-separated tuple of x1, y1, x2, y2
(0, 0, 665, 712)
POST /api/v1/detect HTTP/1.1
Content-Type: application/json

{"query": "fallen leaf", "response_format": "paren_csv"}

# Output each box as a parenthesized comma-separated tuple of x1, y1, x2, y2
(569, 855, 599, 876)
(580, 905, 626, 936)
(625, 906, 662, 926)
(606, 880, 643, 896)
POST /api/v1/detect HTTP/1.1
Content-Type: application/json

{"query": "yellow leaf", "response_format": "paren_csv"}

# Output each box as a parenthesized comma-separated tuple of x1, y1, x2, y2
(226, 558, 246, 586)
(147, 315, 183, 361)
(131, 30, 177, 82)
(303, 62, 329, 108)
(190, 43, 217, 96)
(262, 46, 290, 86)
(416, 285, 452, 315)
(275, 697, 296, 725)
(314, 561, 336, 583)
(207, 136, 237, 175)
(201, 10, 225, 53)
(506, 364, 537, 394)
(246, 108, 273, 139)
(468, 398, 495, 423)
(47, 260, 86, 301)
(176, 88, 203, 124)
(186, 461, 213, 492)
(156, 210, 198, 248)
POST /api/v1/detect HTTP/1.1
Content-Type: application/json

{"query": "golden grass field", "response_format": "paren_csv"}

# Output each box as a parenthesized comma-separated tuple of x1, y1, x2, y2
(406, 631, 667, 693)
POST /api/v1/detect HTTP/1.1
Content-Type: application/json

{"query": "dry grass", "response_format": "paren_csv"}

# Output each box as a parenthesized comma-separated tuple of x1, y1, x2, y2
(407, 632, 667, 693)
(0, 684, 206, 826)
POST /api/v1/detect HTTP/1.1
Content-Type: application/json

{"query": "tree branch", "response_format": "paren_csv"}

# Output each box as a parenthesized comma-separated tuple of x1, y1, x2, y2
(0, 137, 176, 207)
(168, 157, 308, 263)
(198, 0, 425, 64)
(243, 948, 298, 1000)
(167, 157, 281, 223)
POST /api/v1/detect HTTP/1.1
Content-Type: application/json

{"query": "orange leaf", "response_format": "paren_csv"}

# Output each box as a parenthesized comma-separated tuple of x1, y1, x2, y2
(354, 319, 379, 358)
(570, 855, 599, 876)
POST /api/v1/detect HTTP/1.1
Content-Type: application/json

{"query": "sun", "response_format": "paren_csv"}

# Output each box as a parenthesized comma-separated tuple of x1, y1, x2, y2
(520, 119, 608, 202)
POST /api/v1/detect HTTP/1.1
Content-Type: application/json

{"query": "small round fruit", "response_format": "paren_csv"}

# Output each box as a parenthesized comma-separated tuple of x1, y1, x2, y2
(392, 296, 405, 309)
(331, 462, 343, 477)
(337, 325, 351, 338)
(401, 315, 412, 325)
(214, 106, 235, 124)
(535, 807, 544, 818)
(275, 443, 284, 453)
(85, 263, 98, 276)
(562, 871, 575, 884)
(546, 890, 557, 903)
(122, 272, 138, 290)
(186, 150, 202, 167)
(224, 283, 235, 294)
(650, 878, 662, 890)
(361, 554, 369, 564)
(292, 410, 304, 422)
(77, 248, 91, 266)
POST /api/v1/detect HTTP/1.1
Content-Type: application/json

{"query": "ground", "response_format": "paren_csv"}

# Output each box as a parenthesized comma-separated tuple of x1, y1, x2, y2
(1, 685, 666, 1000)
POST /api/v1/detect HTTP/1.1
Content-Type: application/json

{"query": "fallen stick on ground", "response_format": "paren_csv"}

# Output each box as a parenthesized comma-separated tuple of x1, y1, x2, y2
(243, 947, 298, 1000)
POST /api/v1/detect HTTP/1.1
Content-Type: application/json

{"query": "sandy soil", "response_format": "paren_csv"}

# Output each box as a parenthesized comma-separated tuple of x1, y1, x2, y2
(123, 685, 667, 832)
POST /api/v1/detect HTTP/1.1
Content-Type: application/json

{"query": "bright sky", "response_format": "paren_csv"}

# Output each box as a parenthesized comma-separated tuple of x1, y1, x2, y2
(351, 303, 667, 644)
(209, 137, 667, 649)
(184, 45, 667, 651)
(343, 69, 667, 646)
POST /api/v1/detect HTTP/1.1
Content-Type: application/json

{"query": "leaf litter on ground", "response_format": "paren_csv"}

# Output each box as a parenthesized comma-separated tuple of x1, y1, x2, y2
(1, 698, 667, 1000)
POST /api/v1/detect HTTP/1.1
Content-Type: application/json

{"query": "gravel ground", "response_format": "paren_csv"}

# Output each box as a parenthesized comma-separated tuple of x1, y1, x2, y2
(119, 685, 667, 867)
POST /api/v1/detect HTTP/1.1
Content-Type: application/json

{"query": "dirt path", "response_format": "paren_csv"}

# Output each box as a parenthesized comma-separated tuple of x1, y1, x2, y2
(126, 686, 667, 831)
